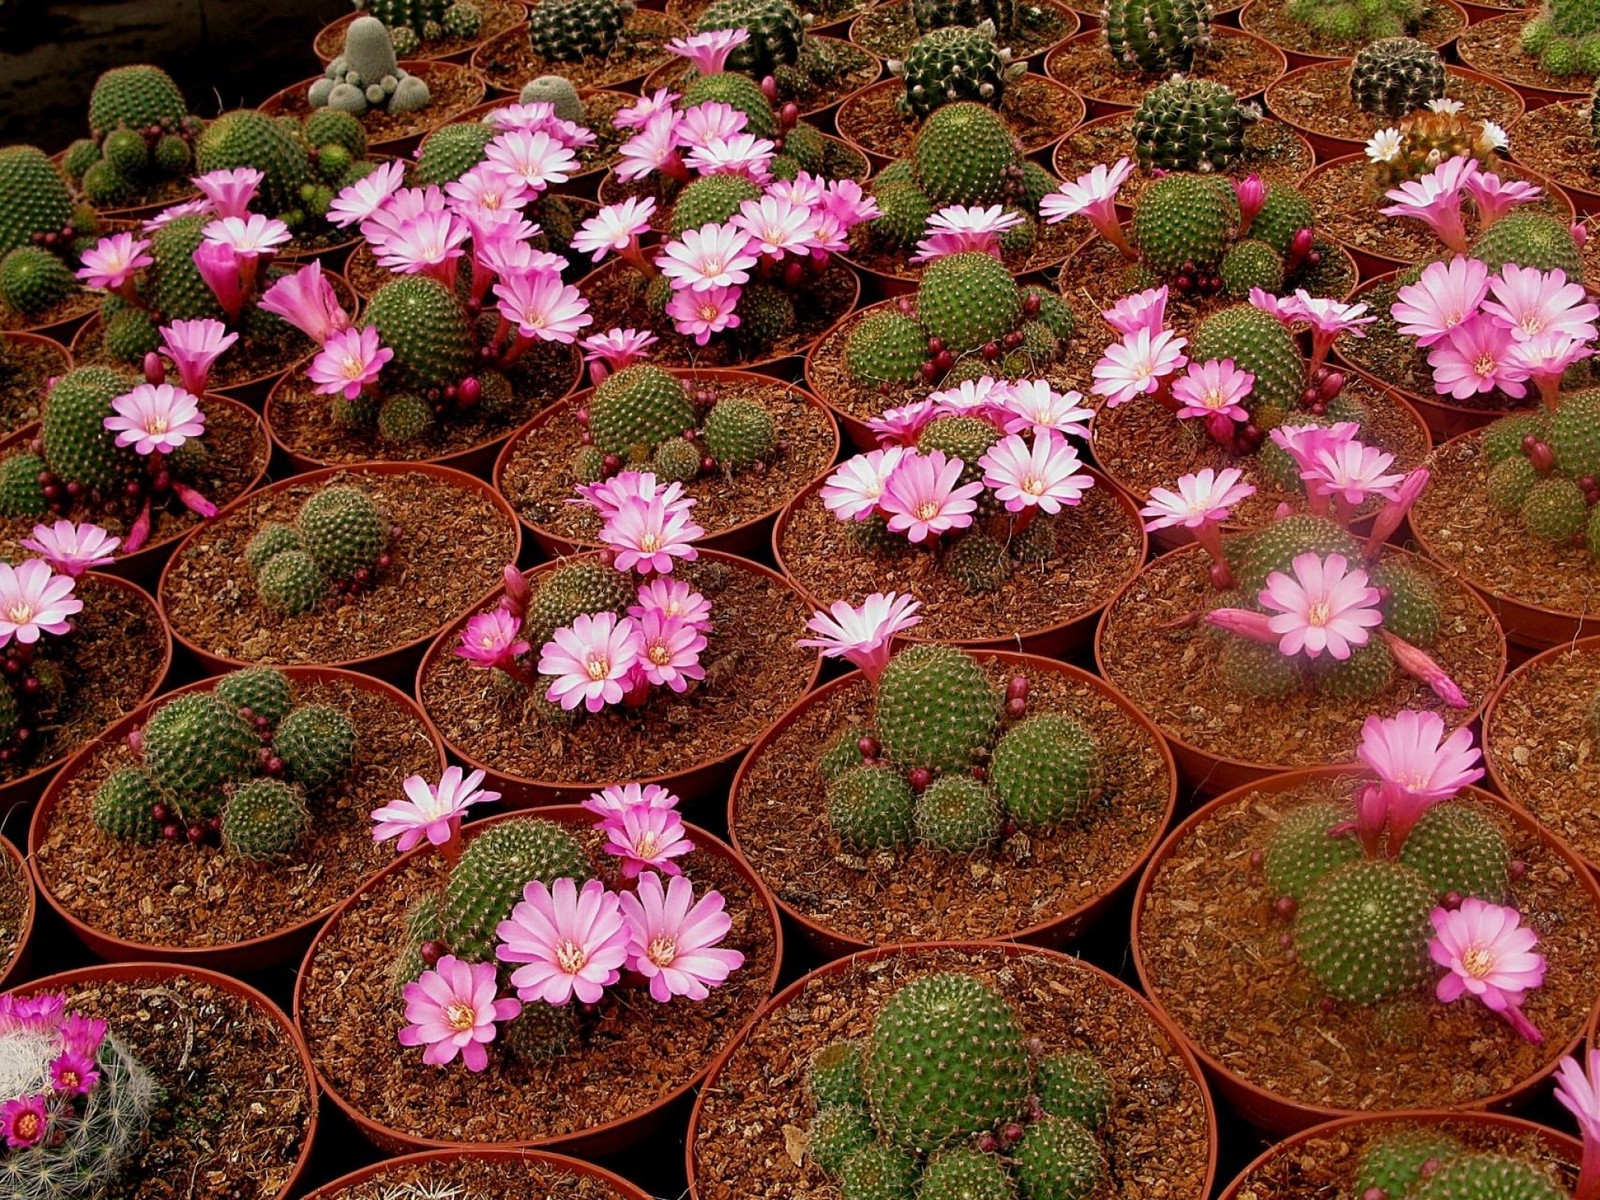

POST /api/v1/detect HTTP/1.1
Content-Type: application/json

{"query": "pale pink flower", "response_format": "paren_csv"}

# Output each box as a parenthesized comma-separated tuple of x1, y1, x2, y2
(1462, 170, 1543, 227)
(1553, 1051, 1600, 1186)
(582, 782, 683, 821)
(1391, 257, 1490, 347)
(880, 449, 983, 542)
(581, 327, 658, 373)
(667, 284, 742, 344)
(455, 608, 530, 671)
(769, 171, 827, 209)
(330, 160, 406, 228)
(632, 608, 706, 692)
(257, 260, 350, 344)
(1248, 287, 1300, 323)
(979, 430, 1094, 514)
(616, 110, 687, 182)
(141, 197, 214, 230)
(103, 383, 205, 454)
(619, 871, 745, 1002)
(201, 213, 291, 257)
(1259, 552, 1384, 660)
(573, 470, 686, 520)
(1511, 329, 1595, 401)
(1102, 285, 1168, 337)
(732, 195, 821, 261)
(371, 766, 501, 852)
(678, 101, 748, 148)
(482, 100, 554, 131)
(796, 591, 922, 683)
(1091, 327, 1188, 407)
(601, 495, 704, 574)
(665, 27, 750, 74)
(0, 559, 81, 647)
(308, 326, 393, 398)
(475, 227, 563, 279)
(445, 161, 534, 215)
(19, 520, 119, 576)
(1380, 155, 1480, 253)
(1301, 440, 1406, 507)
(601, 804, 695, 876)
(820, 447, 909, 521)
(158, 318, 237, 395)
(398, 955, 520, 1071)
(1172, 358, 1254, 422)
(866, 400, 937, 447)
(191, 167, 262, 219)
(1268, 422, 1361, 476)
(1041, 158, 1136, 257)
(1000, 380, 1094, 440)
(930, 376, 1013, 422)
(497, 876, 630, 1005)
(911, 204, 1022, 263)
(539, 611, 643, 712)
(1357, 709, 1484, 848)
(495, 271, 592, 343)
(484, 128, 578, 193)
(1482, 264, 1599, 343)
(1139, 467, 1256, 531)
(1293, 291, 1375, 372)
(659, 222, 757, 292)
(683, 134, 775, 183)
(614, 87, 680, 130)
(573, 197, 658, 262)
(629, 577, 712, 633)
(820, 177, 880, 229)
(1428, 314, 1530, 399)
(75, 232, 152, 291)
(1430, 899, 1546, 1042)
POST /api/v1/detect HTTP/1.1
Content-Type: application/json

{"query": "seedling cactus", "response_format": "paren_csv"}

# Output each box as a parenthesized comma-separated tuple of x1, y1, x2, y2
(308, 18, 433, 115)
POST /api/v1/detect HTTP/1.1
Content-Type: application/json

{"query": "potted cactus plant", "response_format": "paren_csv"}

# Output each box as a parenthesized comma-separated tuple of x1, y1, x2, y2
(0, 145, 103, 334)
(1239, 0, 1467, 63)
(687, 941, 1218, 1200)
(471, 0, 689, 95)
(28, 664, 444, 971)
(729, 595, 1179, 954)
(1133, 717, 1600, 1134)
(0, 331, 72, 432)
(59, 65, 209, 218)
(849, 0, 1081, 65)
(302, 1147, 656, 1200)
(1458, 0, 1597, 107)
(314, 0, 528, 65)
(3, 963, 319, 1200)
(294, 799, 780, 1155)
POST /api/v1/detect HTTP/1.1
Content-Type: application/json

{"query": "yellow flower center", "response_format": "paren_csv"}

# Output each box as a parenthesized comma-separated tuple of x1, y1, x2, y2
(635, 830, 662, 857)
(339, 353, 368, 381)
(697, 302, 720, 322)
(1473, 352, 1497, 377)
(647, 935, 677, 968)
(1306, 601, 1332, 627)
(13, 1112, 40, 1141)
(585, 653, 612, 681)
(5, 601, 34, 625)
(556, 938, 588, 974)
(1021, 474, 1045, 497)
(915, 501, 940, 520)
(444, 1001, 477, 1032)
(639, 532, 661, 553)
(147, 414, 169, 434)
(1463, 945, 1496, 978)
(648, 644, 673, 666)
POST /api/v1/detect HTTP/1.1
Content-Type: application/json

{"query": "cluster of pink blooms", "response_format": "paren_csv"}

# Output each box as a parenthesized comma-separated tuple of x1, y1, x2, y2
(1390, 255, 1598, 409)
(0, 993, 111, 1150)
(1378, 153, 1542, 256)
(823, 377, 1095, 546)
(91, 373, 220, 548)
(396, 783, 742, 1072)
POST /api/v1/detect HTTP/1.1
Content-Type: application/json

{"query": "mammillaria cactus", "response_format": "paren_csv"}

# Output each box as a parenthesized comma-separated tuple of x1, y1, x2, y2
(522, 75, 585, 122)
(1131, 173, 1232, 275)
(913, 0, 1018, 37)
(1349, 38, 1448, 118)
(245, 485, 391, 615)
(528, 0, 635, 62)
(309, 17, 433, 115)
(1102, 0, 1213, 75)
(1131, 77, 1256, 175)
(891, 24, 1025, 119)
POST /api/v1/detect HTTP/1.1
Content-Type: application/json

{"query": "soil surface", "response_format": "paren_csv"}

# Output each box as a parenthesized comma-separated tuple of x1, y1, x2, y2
(1044, 29, 1284, 106)
(1239, 0, 1465, 58)
(1457, 12, 1593, 95)
(1265, 64, 1521, 147)
(472, 15, 685, 93)
(1510, 101, 1600, 199)
(0, 847, 28, 980)
(0, 334, 71, 430)
(836, 76, 1083, 164)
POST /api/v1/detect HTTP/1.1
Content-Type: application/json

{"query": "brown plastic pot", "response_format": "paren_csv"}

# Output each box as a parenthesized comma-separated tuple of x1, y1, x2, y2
(157, 461, 520, 685)
(1132, 766, 1600, 1135)
(415, 549, 822, 807)
(728, 650, 1180, 959)
(1456, 11, 1591, 110)
(26, 666, 445, 974)
(259, 63, 489, 154)
(313, 0, 528, 66)
(294, 805, 783, 1158)
(1095, 543, 1508, 796)
(802, 297, 923, 451)
(685, 940, 1221, 1200)
(0, 836, 35, 992)
(0, 572, 172, 819)
(6, 960, 320, 1200)
(1045, 26, 1287, 117)
(301, 1146, 654, 1200)
(1218, 1110, 1583, 1198)
(1238, 0, 1469, 69)
(3, 329, 72, 389)
(492, 369, 841, 560)
(471, 12, 689, 95)
(773, 466, 1150, 656)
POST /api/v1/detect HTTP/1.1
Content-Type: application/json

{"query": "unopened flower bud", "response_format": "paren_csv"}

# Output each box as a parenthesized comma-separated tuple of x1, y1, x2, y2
(143, 352, 165, 385)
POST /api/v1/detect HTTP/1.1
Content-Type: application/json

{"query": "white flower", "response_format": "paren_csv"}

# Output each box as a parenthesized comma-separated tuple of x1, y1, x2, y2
(1365, 128, 1403, 164)
(1479, 120, 1509, 152)
(1427, 97, 1464, 115)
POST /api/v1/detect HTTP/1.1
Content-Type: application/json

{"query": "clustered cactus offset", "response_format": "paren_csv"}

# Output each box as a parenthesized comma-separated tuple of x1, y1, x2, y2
(244, 484, 393, 615)
(357, 0, 484, 50)
(64, 65, 206, 210)
(309, 17, 433, 115)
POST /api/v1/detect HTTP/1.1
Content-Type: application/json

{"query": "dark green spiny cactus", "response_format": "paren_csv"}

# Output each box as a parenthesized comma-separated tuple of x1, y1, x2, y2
(273, 703, 358, 796)
(1220, 239, 1285, 298)
(1103, 0, 1213, 74)
(1349, 37, 1447, 117)
(500, 999, 579, 1064)
(1249, 182, 1316, 257)
(840, 1143, 919, 1200)
(989, 713, 1102, 832)
(1521, 476, 1589, 542)
(413, 122, 497, 185)
(1470, 213, 1585, 281)
(40, 366, 140, 491)
(1487, 455, 1541, 516)
(919, 1149, 1017, 1200)
(680, 72, 778, 138)
(809, 1040, 867, 1108)
(1220, 635, 1302, 698)
(0, 146, 74, 256)
(364, 275, 474, 391)
(944, 533, 1012, 594)
(142, 692, 261, 812)
(0, 246, 75, 315)
(1190, 303, 1304, 414)
(92, 768, 162, 844)
(0, 454, 50, 519)
(913, 0, 1017, 36)
(1239, 515, 1363, 591)
(1132, 76, 1251, 174)
(305, 108, 368, 161)
(734, 282, 795, 348)
(215, 666, 295, 726)
(1483, 414, 1547, 466)
(876, 645, 1001, 775)
(588, 364, 697, 456)
(704, 397, 775, 468)
(1549, 388, 1600, 478)
(1263, 801, 1360, 900)
(1037, 1052, 1113, 1130)
(1412, 1154, 1568, 1200)
(896, 25, 1019, 119)
(916, 252, 1021, 355)
(652, 437, 702, 483)
(828, 764, 917, 851)
(244, 522, 303, 576)
(1013, 1116, 1105, 1200)
(440, 816, 594, 961)
(196, 110, 313, 214)
(525, 561, 636, 651)
(528, 0, 635, 61)
(915, 775, 1000, 852)
(671, 174, 764, 236)
(1311, 638, 1395, 700)
(1295, 858, 1436, 1003)
(1398, 803, 1511, 902)
(148, 213, 226, 322)
(1356, 1131, 1466, 1200)
(1367, 560, 1441, 648)
(89, 64, 190, 141)
(297, 486, 387, 581)
(222, 777, 311, 858)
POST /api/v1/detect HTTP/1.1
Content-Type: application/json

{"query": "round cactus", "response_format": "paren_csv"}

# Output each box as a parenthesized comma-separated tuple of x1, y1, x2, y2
(919, 1149, 1018, 1200)
(735, 282, 796, 348)
(1398, 803, 1511, 902)
(102, 129, 149, 177)
(273, 703, 358, 796)
(147, 213, 226, 321)
(1549, 389, 1600, 479)
(680, 71, 778, 138)
(809, 1040, 867, 1108)
(916, 252, 1022, 355)
(0, 246, 77, 316)
(1484, 413, 1548, 465)
(1295, 858, 1436, 1004)
(298, 486, 387, 581)
(1356, 1131, 1466, 1200)
(88, 64, 189, 139)
(363, 276, 474, 391)
(92, 768, 162, 844)
(1132, 173, 1231, 276)
(1012, 1116, 1106, 1200)
(1370, 560, 1442, 647)
(587, 364, 697, 456)
(989, 713, 1102, 832)
(244, 522, 304, 576)
(0, 146, 75, 256)
(215, 666, 295, 726)
(915, 775, 1000, 852)
(944, 534, 1012, 594)
(195, 109, 313, 214)
(521, 75, 586, 123)
(1192, 304, 1304, 414)
(1249, 182, 1317, 257)
(1037, 1052, 1114, 1130)
(1412, 1154, 1568, 1200)
(500, 999, 579, 1064)
(440, 817, 595, 961)
(1102, 0, 1213, 74)
(305, 107, 368, 160)
(524, 561, 636, 651)
(652, 437, 702, 483)
(828, 764, 917, 851)
(846, 311, 929, 386)
(1486, 455, 1541, 515)
(1349, 37, 1447, 117)
(1132, 76, 1251, 174)
(1470, 213, 1585, 281)
(704, 397, 776, 468)
(0, 453, 48, 519)
(1263, 801, 1361, 900)
(671, 175, 764, 236)
(1220, 635, 1303, 698)
(811, 1104, 877, 1178)
(695, 0, 806, 79)
(1310, 638, 1396, 700)
(103, 306, 160, 364)
(913, 103, 1020, 208)
(413, 121, 497, 185)
(1239, 515, 1363, 591)
(142, 692, 261, 812)
(1220, 239, 1285, 298)
(257, 548, 326, 615)
(875, 645, 1001, 775)
(222, 777, 311, 859)
(377, 392, 436, 444)
(840, 1143, 919, 1200)
(913, 0, 1017, 37)
(83, 158, 135, 207)
(40, 366, 140, 491)
(898, 25, 1016, 118)
(1521, 476, 1590, 542)
(528, 0, 634, 61)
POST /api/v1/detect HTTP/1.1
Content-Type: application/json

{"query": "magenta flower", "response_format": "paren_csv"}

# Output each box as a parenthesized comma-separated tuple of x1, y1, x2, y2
(456, 608, 531, 672)
(979, 430, 1094, 515)
(1463, 170, 1543, 227)
(581, 328, 658, 374)
(1234, 173, 1266, 235)
(49, 1048, 99, 1097)
(797, 591, 922, 683)
(679, 101, 749, 148)
(20, 520, 119, 576)
(581, 782, 683, 821)
(683, 133, 775, 183)
(496, 876, 630, 1005)
(770, 171, 827, 210)
(619, 871, 745, 1002)
(1259, 552, 1384, 661)
(912, 204, 1022, 263)
(659, 222, 758, 292)
(1040, 158, 1136, 258)
(446, 161, 533, 217)
(1000, 381, 1094, 440)
(0, 1095, 48, 1149)
(616, 110, 687, 182)
(1301, 439, 1406, 508)
(821, 178, 880, 230)
(1427, 314, 1530, 399)
(1554, 1051, 1600, 1200)
(192, 167, 263, 219)
(1171, 358, 1253, 422)
(257, 260, 350, 344)
(666, 284, 742, 345)
(1357, 709, 1484, 849)
(630, 577, 713, 633)
(308, 326, 393, 399)
(485, 128, 578, 193)
(191, 239, 246, 319)
(539, 611, 644, 712)
(1101, 285, 1169, 337)
(1140, 467, 1256, 532)
(665, 27, 750, 73)
(76, 232, 152, 292)
(601, 495, 704, 574)
(1365, 466, 1431, 557)
(495, 271, 593, 344)
(329, 159, 405, 227)
(159, 318, 237, 395)
(1380, 155, 1479, 253)
(371, 766, 501, 853)
(733, 195, 822, 261)
(103, 383, 206, 455)
(0, 994, 65, 1035)
(573, 470, 686, 521)
(374, 210, 470, 281)
(201, 213, 291, 257)
(1391, 257, 1490, 347)
(1429, 899, 1545, 1042)
(821, 448, 908, 522)
(1482, 264, 1599, 343)
(614, 88, 680, 131)
(880, 449, 983, 543)
(572, 197, 658, 262)
(58, 1011, 104, 1059)
(398, 955, 521, 1071)
(633, 608, 706, 692)
(601, 803, 695, 877)
(866, 400, 937, 447)
(1091, 327, 1188, 408)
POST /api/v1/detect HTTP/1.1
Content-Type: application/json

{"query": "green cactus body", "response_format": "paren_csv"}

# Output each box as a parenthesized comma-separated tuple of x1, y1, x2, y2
(443, 1, 484, 37)
(840, 1143, 919, 1200)
(1239, 515, 1363, 591)
(944, 534, 1012, 594)
(704, 397, 776, 467)
(0, 684, 17, 746)
(363, 276, 474, 391)
(735, 282, 796, 348)
(1370, 560, 1442, 647)
(1483, 414, 1547, 465)
(142, 692, 261, 813)
(828, 764, 917, 851)
(1263, 801, 1360, 900)
(1248, 183, 1317, 257)
(916, 252, 1021, 354)
(63, 139, 102, 184)
(0, 246, 77, 316)
(1355, 1131, 1467, 1199)
(870, 181, 936, 250)
(1521, 476, 1589, 542)
(1132, 173, 1231, 275)
(102, 306, 159, 365)
(1037, 1052, 1113, 1130)
(376, 393, 436, 444)
(297, 486, 387, 580)
(1349, 37, 1447, 117)
(1220, 239, 1285, 297)
(1132, 76, 1250, 174)
(846, 311, 928, 385)
(221, 777, 311, 858)
(913, 0, 1017, 37)
(92, 768, 162, 844)
(244, 523, 304, 576)
(1013, 1116, 1105, 1200)
(1311, 638, 1396, 700)
(912, 103, 1020, 207)
(862, 972, 1031, 1152)
(1295, 858, 1436, 1003)
(524, 562, 636, 651)
(305, 108, 369, 160)
(40, 366, 140, 491)
(587, 364, 696, 456)
(1549, 389, 1600, 478)
(1413, 1154, 1568, 1200)
(148, 213, 227, 322)
(153, 133, 193, 177)
(680, 72, 779, 137)
(1220, 635, 1303, 698)
(1187, 303, 1304, 417)
(808, 1040, 867, 1107)
(1103, 0, 1213, 74)
(0, 146, 74, 256)
(915, 775, 1000, 852)
(899, 26, 1015, 119)
(919, 1149, 1018, 1200)
(1286, 0, 1420, 43)
(671, 174, 764, 236)
(196, 110, 313, 214)
(0, 454, 49, 519)
(413, 122, 497, 184)
(1470, 213, 1585, 281)
(875, 645, 1001, 775)
(521, 76, 586, 122)
(810, 1104, 876, 1177)
(368, 0, 448, 29)
(989, 712, 1102, 832)
(273, 704, 358, 796)
(528, 0, 634, 61)
(257, 549, 326, 615)
(652, 437, 702, 483)
(215, 667, 295, 726)
(101, 129, 149, 178)
(819, 727, 874, 784)
(696, 0, 806, 78)
(500, 1000, 579, 1063)
(440, 817, 595, 961)
(1398, 803, 1511, 902)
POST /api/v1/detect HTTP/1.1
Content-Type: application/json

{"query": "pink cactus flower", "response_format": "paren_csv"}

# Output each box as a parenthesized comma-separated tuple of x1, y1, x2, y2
(475, 226, 563, 280)
(257, 260, 350, 344)
(666, 284, 742, 345)
(495, 271, 592, 344)
(1554, 1051, 1600, 1200)
(1429, 899, 1546, 1042)
(192, 166, 263, 219)
(911, 204, 1023, 263)
(820, 447, 909, 521)
(1383, 629, 1469, 709)
(1267, 421, 1361, 476)
(979, 430, 1095, 514)
(573, 197, 659, 263)
(328, 159, 406, 227)
(0, 994, 65, 1036)
(929, 375, 1013, 422)
(0, 1095, 48, 1149)
(1513, 329, 1596, 409)
(630, 577, 713, 633)
(1380, 155, 1480, 253)
(1091, 327, 1188, 408)
(1171, 358, 1254, 422)
(665, 27, 750, 73)
(1259, 552, 1384, 661)
(201, 213, 290, 257)
(496, 876, 630, 1005)
(619, 871, 745, 1002)
(1364, 467, 1430, 557)
(49, 1048, 99, 1097)
(678, 101, 749, 149)
(582, 782, 683, 822)
(601, 495, 704, 574)
(1139, 467, 1257, 532)
(614, 88, 680, 130)
(0, 559, 80, 647)
(1291, 291, 1376, 373)
(1482, 264, 1599, 343)
(797, 592, 922, 684)
(103, 383, 206, 455)
(1247, 287, 1300, 323)
(190, 239, 246, 319)
(1357, 709, 1484, 851)
(600, 803, 696, 877)
(820, 178, 880, 229)
(866, 400, 937, 447)
(1301, 439, 1406, 509)
(732, 194, 822, 261)
(20, 520, 119, 576)
(374, 210, 470, 282)
(308, 326, 393, 399)
(158, 318, 237, 395)
(659, 222, 758, 292)
(770, 171, 827, 210)
(455, 608, 530, 671)
(1391, 257, 1490, 347)
(484, 128, 578, 193)
(581, 327, 658, 377)
(880, 449, 983, 542)
(633, 608, 706, 692)
(1234, 173, 1266, 236)
(573, 470, 686, 520)
(1427, 314, 1530, 399)
(75, 232, 152, 292)
(683, 133, 775, 183)
(445, 161, 533, 216)
(1000, 380, 1094, 440)
(1463, 170, 1543, 228)
(142, 197, 215, 231)
(1102, 285, 1169, 337)
(398, 955, 521, 1071)
(539, 611, 644, 712)
(616, 110, 687, 183)
(371, 766, 501, 853)
(1040, 158, 1136, 258)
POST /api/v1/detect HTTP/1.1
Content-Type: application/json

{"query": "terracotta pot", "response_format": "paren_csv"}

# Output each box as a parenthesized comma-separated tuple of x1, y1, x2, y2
(0, 572, 172, 819)
(415, 549, 823, 807)
(727, 650, 1180, 958)
(1217, 1111, 1583, 1198)
(1094, 543, 1508, 796)
(157, 461, 521, 685)
(1456, 11, 1591, 109)
(471, 12, 689, 95)
(0, 835, 35, 992)
(1045, 26, 1287, 117)
(27, 667, 445, 974)
(639, 34, 883, 124)
(685, 940, 1221, 1200)
(6, 960, 320, 1200)
(1507, 100, 1600, 216)
(1237, 0, 1469, 69)
(773, 467, 1150, 656)
(494, 370, 840, 558)
(313, 0, 528, 65)
(264, 343, 584, 477)
(2, 328, 72, 392)
(294, 805, 784, 1158)
(1131, 766, 1600, 1135)
(258, 63, 490, 154)
(456, 88, 638, 199)
(301, 1146, 654, 1200)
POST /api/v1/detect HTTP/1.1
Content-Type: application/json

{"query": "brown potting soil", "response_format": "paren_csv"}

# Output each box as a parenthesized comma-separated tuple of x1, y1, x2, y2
(1045, 31, 1283, 107)
(0, 287, 99, 335)
(34, 676, 438, 949)
(299, 821, 778, 1144)
(99, 178, 202, 219)
(1457, 13, 1592, 95)
(1410, 431, 1600, 616)
(1240, 0, 1465, 59)
(732, 656, 1172, 944)
(1137, 779, 1600, 1112)
(313, 0, 526, 63)
(836, 75, 1083, 164)
(0, 849, 27, 978)
(317, 1156, 637, 1200)
(420, 553, 815, 785)
(46, 973, 312, 1200)
(1265, 65, 1521, 147)
(690, 944, 1214, 1200)
(1511, 102, 1600, 198)
(272, 62, 487, 145)
(777, 480, 1145, 642)
(160, 470, 515, 667)
(473, 15, 683, 93)
(849, 0, 1078, 62)
(267, 340, 581, 466)
(1486, 642, 1600, 870)
(498, 377, 837, 542)
(0, 575, 167, 787)
(1097, 545, 1505, 772)
(0, 334, 71, 430)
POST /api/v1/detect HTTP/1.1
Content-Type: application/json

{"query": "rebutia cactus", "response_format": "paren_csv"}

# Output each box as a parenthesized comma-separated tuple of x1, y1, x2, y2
(828, 764, 918, 851)
(362, 275, 475, 390)
(893, 24, 1024, 119)
(1131, 77, 1255, 174)
(586, 364, 698, 456)
(273, 704, 359, 795)
(247, 485, 389, 615)
(1131, 173, 1231, 275)
(521, 76, 585, 122)
(1398, 804, 1511, 902)
(437, 817, 594, 961)
(1264, 801, 1361, 900)
(1348, 37, 1447, 117)
(1413, 1154, 1569, 1199)
(1295, 858, 1437, 1004)
(195, 111, 312, 215)
(1470, 213, 1586, 280)
(0, 146, 84, 309)
(140, 692, 260, 812)
(524, 562, 635, 651)
(221, 777, 311, 858)
(703, 397, 776, 468)
(528, 0, 635, 62)
(1188, 303, 1304, 414)
(988, 713, 1102, 832)
(917, 252, 1023, 354)
(914, 775, 1000, 852)
(215, 666, 296, 726)
(67, 65, 203, 207)
(413, 122, 498, 185)
(1102, 0, 1214, 75)
(875, 645, 1001, 776)
(1037, 1053, 1114, 1129)
(0, 245, 77, 316)
(39, 367, 140, 493)
(1478, 393, 1600, 546)
(1286, 0, 1422, 43)
(845, 312, 929, 385)
(912, 102, 1022, 208)
(1356, 1131, 1467, 1199)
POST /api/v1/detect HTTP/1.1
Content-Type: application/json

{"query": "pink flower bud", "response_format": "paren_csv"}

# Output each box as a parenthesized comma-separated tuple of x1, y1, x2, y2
(502, 564, 531, 618)
(760, 75, 778, 100)
(1381, 630, 1468, 708)
(1234, 173, 1266, 236)
(1205, 607, 1279, 646)
(1572, 221, 1589, 247)
(458, 376, 481, 407)
(143, 352, 165, 385)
